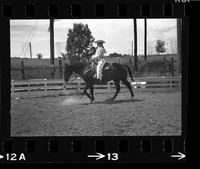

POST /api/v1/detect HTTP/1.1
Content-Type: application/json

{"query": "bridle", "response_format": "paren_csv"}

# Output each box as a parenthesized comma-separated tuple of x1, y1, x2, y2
(64, 59, 97, 84)
(68, 73, 80, 82)
(78, 59, 98, 76)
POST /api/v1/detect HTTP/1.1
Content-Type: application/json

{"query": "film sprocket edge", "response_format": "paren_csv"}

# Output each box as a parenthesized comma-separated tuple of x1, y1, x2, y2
(0, 0, 188, 163)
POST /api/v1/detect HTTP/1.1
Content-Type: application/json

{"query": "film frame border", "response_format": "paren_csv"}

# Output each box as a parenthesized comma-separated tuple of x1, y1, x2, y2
(0, 0, 188, 163)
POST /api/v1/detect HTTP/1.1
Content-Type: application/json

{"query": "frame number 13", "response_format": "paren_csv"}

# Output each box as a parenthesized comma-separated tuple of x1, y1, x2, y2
(107, 153, 119, 161)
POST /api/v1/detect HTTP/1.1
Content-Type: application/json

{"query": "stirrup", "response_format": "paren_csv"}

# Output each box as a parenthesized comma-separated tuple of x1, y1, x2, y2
(99, 78, 103, 83)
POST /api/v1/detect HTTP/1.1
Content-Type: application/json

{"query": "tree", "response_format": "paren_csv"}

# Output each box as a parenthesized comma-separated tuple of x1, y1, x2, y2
(61, 52, 71, 65)
(37, 53, 43, 59)
(66, 23, 95, 64)
(109, 53, 122, 57)
(60, 52, 66, 59)
(155, 40, 166, 55)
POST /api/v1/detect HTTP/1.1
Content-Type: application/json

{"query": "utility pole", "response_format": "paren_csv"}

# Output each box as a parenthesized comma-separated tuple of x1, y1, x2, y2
(133, 19, 138, 71)
(144, 18, 147, 60)
(50, 19, 55, 65)
(49, 19, 55, 78)
(131, 40, 133, 56)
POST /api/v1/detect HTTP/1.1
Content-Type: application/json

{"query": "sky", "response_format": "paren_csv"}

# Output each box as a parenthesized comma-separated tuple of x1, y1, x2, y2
(10, 19, 177, 58)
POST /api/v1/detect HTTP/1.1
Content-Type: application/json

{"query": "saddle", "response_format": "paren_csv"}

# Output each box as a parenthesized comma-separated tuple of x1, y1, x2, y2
(92, 62, 115, 79)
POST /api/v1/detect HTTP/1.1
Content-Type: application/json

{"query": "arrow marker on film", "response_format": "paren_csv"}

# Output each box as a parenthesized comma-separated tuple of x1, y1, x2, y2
(88, 153, 105, 160)
(171, 152, 186, 160)
(0, 155, 4, 159)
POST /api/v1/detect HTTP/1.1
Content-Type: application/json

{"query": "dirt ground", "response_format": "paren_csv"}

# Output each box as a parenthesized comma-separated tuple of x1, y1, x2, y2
(11, 90, 181, 136)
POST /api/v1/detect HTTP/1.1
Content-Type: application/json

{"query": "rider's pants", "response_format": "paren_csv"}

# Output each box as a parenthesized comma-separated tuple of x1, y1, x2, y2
(97, 59, 106, 80)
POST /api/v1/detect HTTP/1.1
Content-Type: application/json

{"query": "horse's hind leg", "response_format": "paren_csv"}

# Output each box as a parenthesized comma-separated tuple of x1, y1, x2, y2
(122, 79, 134, 98)
(111, 80, 121, 100)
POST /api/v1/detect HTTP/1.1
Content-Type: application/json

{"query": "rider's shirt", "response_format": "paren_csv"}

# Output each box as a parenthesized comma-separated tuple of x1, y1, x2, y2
(92, 47, 106, 59)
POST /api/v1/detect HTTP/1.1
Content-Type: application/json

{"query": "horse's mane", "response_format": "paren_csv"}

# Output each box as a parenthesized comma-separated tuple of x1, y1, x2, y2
(72, 62, 88, 69)
(65, 62, 92, 75)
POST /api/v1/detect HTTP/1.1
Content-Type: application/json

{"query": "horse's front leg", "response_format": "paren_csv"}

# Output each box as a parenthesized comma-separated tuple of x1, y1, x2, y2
(84, 85, 92, 100)
(90, 85, 94, 103)
(111, 80, 121, 100)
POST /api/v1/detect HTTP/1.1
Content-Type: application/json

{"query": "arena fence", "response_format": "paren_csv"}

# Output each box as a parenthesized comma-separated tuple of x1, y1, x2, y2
(11, 76, 181, 94)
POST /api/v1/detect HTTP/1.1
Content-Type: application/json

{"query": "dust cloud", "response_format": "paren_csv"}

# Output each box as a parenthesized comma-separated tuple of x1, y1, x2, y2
(61, 96, 85, 106)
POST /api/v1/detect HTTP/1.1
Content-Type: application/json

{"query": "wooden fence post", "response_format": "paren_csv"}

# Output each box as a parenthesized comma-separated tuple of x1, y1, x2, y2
(63, 80, 65, 91)
(21, 60, 25, 80)
(44, 79, 47, 92)
(179, 77, 181, 88)
(27, 82, 30, 93)
(59, 58, 63, 79)
(171, 57, 174, 77)
(11, 80, 14, 93)
(169, 79, 173, 89)
(107, 82, 110, 90)
(77, 81, 80, 92)
(163, 56, 167, 75)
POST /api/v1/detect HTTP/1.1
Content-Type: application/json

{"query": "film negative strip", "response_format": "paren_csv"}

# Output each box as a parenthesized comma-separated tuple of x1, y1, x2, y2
(0, 0, 189, 164)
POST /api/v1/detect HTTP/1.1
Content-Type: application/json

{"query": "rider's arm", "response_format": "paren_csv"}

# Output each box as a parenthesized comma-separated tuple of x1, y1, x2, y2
(92, 48, 106, 60)
(92, 48, 100, 60)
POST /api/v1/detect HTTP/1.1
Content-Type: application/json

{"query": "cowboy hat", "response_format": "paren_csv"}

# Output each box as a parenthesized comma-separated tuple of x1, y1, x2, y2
(94, 40, 105, 43)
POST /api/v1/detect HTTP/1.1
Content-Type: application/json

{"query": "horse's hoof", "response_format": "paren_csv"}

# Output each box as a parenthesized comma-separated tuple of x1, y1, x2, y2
(90, 100, 94, 104)
(106, 98, 114, 101)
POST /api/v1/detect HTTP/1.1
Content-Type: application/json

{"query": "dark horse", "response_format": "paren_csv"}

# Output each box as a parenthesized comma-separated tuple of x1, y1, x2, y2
(64, 61, 135, 103)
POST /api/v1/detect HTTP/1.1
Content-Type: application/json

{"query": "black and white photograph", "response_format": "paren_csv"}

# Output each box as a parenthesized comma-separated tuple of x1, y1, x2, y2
(10, 19, 182, 136)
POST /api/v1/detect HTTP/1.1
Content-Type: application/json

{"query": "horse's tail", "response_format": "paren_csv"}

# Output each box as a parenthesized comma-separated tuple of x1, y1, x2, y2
(123, 65, 135, 82)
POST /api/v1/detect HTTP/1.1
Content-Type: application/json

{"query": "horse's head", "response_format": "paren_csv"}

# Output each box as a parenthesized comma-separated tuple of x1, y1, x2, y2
(64, 63, 73, 82)
(64, 62, 86, 82)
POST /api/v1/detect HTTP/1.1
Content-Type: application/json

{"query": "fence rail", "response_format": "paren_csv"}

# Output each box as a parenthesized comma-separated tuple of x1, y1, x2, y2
(11, 76, 181, 94)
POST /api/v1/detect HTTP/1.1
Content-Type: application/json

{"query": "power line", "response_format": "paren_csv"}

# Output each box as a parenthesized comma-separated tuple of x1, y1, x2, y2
(18, 20, 38, 58)
(18, 21, 37, 57)
(22, 21, 39, 58)
(19, 21, 37, 57)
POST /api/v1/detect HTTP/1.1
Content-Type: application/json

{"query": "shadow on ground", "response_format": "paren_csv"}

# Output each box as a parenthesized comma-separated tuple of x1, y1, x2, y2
(81, 98, 144, 105)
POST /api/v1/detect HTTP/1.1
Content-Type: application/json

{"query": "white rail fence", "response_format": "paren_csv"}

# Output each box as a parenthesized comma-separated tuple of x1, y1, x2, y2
(11, 76, 181, 94)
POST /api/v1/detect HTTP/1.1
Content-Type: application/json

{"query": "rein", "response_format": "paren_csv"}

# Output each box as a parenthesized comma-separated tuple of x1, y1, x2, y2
(79, 60, 96, 76)
(80, 66, 94, 76)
